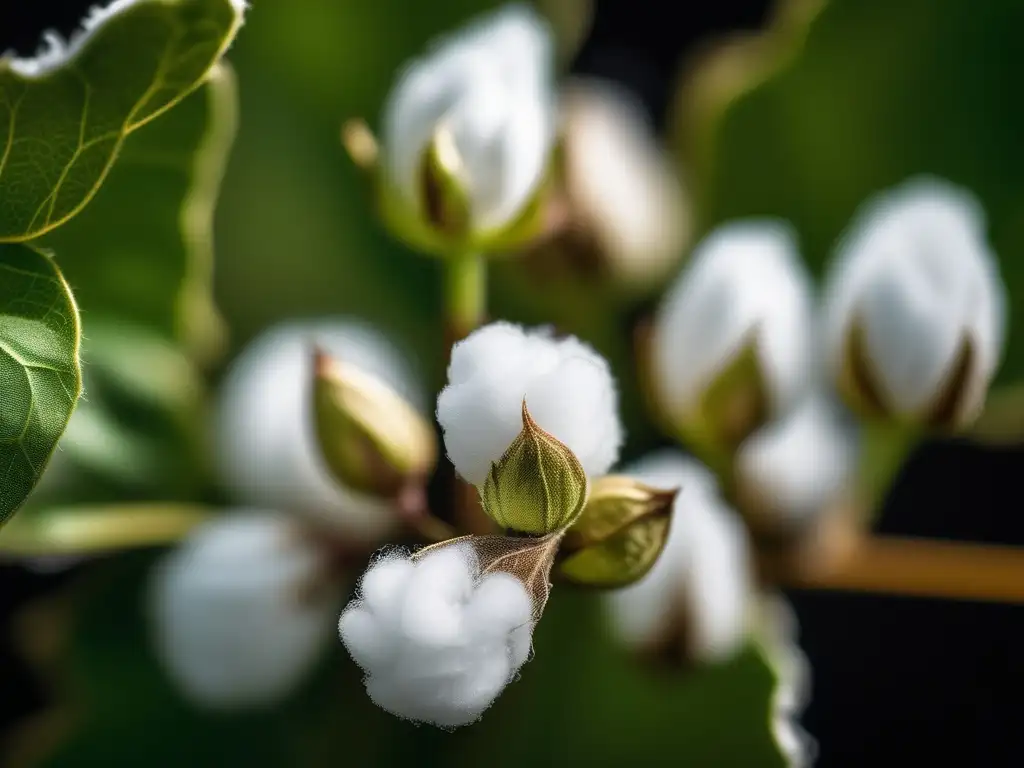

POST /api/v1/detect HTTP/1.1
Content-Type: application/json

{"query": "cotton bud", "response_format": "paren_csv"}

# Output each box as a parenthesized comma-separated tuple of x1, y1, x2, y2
(480, 401, 588, 534)
(215, 319, 426, 543)
(558, 475, 677, 588)
(437, 321, 623, 488)
(549, 77, 690, 291)
(339, 536, 556, 728)
(736, 394, 858, 535)
(823, 177, 1007, 428)
(650, 221, 814, 451)
(377, 4, 556, 254)
(148, 511, 339, 710)
(605, 451, 752, 664)
(312, 349, 437, 499)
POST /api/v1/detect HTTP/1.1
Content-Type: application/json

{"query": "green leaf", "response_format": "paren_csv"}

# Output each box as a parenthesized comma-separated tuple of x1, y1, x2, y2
(0, 244, 82, 525)
(40, 63, 238, 362)
(0, 0, 246, 242)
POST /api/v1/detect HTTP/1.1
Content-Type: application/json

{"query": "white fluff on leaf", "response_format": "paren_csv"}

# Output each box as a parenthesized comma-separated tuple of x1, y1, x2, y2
(737, 394, 859, 525)
(339, 541, 533, 728)
(436, 321, 623, 487)
(149, 510, 338, 710)
(651, 220, 814, 421)
(215, 318, 424, 542)
(823, 176, 1006, 423)
(382, 3, 556, 232)
(5, 0, 249, 77)
(605, 450, 752, 662)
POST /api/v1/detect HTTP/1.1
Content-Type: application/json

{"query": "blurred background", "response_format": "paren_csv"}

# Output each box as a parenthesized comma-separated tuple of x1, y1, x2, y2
(2, 0, 1023, 765)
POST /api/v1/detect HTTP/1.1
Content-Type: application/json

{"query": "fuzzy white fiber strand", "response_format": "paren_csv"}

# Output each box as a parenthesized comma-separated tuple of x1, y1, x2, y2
(382, 3, 556, 232)
(339, 541, 533, 728)
(823, 177, 1006, 422)
(737, 394, 859, 525)
(651, 221, 814, 421)
(605, 450, 752, 662)
(215, 318, 425, 542)
(436, 321, 623, 486)
(149, 511, 338, 710)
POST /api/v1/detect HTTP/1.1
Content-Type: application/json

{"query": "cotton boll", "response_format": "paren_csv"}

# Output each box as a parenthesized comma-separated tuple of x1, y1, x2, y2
(823, 177, 1006, 426)
(382, 3, 556, 235)
(339, 541, 534, 728)
(149, 511, 339, 710)
(604, 450, 753, 663)
(215, 318, 425, 542)
(736, 394, 859, 530)
(651, 221, 814, 432)
(437, 322, 622, 486)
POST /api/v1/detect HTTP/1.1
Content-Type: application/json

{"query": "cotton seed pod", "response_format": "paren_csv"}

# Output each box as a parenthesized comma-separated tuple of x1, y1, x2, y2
(312, 349, 437, 499)
(823, 176, 1006, 429)
(375, 3, 557, 255)
(480, 400, 588, 535)
(650, 221, 814, 452)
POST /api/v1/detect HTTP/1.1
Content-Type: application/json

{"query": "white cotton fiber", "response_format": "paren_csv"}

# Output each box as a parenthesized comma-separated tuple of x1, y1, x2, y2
(148, 510, 339, 710)
(339, 541, 534, 728)
(605, 450, 753, 662)
(436, 322, 622, 486)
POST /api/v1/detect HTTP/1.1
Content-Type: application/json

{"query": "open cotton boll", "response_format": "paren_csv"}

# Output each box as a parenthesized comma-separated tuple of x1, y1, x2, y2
(651, 221, 814, 423)
(382, 3, 556, 232)
(605, 450, 752, 662)
(736, 394, 859, 528)
(215, 318, 425, 542)
(149, 511, 339, 710)
(436, 322, 622, 486)
(339, 541, 533, 728)
(823, 177, 1006, 424)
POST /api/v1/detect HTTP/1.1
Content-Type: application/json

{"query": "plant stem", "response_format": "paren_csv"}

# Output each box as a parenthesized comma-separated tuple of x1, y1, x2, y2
(779, 533, 1024, 604)
(444, 250, 486, 346)
(442, 250, 493, 535)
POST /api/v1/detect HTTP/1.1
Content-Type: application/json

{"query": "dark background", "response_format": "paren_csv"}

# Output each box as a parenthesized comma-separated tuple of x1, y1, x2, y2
(1, 1, 1022, 765)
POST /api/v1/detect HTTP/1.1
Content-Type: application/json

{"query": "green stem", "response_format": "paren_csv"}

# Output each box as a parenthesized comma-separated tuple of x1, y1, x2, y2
(444, 250, 486, 344)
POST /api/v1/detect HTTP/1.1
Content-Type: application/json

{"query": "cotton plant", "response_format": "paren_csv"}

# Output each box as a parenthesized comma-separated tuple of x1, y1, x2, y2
(146, 318, 439, 710)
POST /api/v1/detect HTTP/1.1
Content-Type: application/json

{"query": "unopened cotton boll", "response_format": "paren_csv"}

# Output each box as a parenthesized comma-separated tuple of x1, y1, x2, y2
(436, 321, 623, 487)
(650, 221, 814, 441)
(215, 319, 425, 542)
(149, 511, 339, 710)
(823, 177, 1006, 427)
(736, 394, 859, 530)
(605, 450, 752, 662)
(382, 3, 556, 236)
(339, 541, 534, 728)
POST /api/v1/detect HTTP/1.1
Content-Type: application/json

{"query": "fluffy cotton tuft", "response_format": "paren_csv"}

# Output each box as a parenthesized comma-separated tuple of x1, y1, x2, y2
(339, 541, 533, 728)
(737, 395, 859, 526)
(149, 511, 338, 710)
(215, 318, 424, 542)
(651, 221, 814, 421)
(382, 3, 556, 232)
(436, 321, 623, 486)
(605, 450, 752, 662)
(823, 177, 1006, 421)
